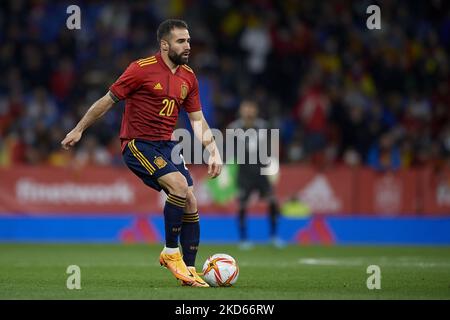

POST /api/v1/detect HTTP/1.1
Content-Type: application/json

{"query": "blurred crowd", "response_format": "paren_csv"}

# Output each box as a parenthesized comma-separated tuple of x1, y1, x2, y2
(0, 0, 449, 171)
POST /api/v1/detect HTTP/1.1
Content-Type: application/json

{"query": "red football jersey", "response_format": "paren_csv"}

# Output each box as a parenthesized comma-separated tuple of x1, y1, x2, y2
(109, 52, 202, 151)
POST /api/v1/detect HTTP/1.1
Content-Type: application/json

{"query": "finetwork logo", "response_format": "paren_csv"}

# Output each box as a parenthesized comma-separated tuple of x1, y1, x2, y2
(15, 178, 134, 204)
(299, 175, 341, 212)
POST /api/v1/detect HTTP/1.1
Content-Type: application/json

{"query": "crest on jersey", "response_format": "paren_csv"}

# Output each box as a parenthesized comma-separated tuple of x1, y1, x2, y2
(154, 156, 167, 169)
(180, 84, 188, 99)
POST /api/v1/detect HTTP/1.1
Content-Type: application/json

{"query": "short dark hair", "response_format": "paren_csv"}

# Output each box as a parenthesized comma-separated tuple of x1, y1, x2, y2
(157, 19, 188, 43)
(240, 98, 258, 108)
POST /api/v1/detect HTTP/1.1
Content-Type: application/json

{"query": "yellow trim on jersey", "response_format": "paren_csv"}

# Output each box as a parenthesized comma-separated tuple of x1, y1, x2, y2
(137, 56, 156, 63)
(138, 61, 157, 67)
(128, 139, 156, 174)
(181, 65, 193, 73)
(137, 56, 157, 67)
(137, 59, 156, 65)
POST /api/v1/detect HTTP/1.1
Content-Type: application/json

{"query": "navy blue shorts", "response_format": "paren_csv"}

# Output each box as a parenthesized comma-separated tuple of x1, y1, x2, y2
(122, 139, 193, 192)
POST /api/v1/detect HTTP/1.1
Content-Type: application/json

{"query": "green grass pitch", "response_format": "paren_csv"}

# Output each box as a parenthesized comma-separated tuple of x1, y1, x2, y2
(0, 244, 449, 299)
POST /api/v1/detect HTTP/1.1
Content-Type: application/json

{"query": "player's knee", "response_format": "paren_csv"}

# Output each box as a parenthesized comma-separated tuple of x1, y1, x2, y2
(166, 176, 188, 197)
(185, 191, 197, 212)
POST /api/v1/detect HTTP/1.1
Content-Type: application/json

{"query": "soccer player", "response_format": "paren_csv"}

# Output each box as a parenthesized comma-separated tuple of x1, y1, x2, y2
(228, 99, 283, 249)
(61, 19, 222, 287)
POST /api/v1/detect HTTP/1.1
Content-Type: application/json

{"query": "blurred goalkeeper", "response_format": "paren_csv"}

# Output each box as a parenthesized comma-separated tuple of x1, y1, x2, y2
(61, 19, 222, 287)
(228, 99, 283, 249)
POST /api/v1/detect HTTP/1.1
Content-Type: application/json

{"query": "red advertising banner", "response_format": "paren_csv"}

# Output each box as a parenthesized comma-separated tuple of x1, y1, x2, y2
(0, 165, 449, 215)
(355, 169, 419, 215)
(421, 168, 450, 215)
(274, 165, 354, 214)
(0, 166, 158, 214)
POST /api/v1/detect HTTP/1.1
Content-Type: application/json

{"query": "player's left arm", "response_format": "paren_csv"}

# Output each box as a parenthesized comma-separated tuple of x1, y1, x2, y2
(188, 110, 222, 178)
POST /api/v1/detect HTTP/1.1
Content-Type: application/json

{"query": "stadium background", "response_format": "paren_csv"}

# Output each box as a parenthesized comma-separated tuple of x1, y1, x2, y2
(0, 0, 449, 246)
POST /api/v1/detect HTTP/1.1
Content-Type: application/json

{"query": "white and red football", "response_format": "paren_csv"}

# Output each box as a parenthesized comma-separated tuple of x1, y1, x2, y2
(202, 253, 239, 287)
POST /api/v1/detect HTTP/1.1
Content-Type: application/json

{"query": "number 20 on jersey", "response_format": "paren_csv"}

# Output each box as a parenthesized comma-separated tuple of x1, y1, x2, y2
(160, 98, 175, 116)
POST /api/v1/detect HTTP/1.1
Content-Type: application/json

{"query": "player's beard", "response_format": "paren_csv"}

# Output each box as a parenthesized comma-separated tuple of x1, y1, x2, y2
(168, 48, 189, 65)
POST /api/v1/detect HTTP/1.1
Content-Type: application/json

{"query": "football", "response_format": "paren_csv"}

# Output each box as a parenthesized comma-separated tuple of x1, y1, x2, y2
(202, 253, 239, 287)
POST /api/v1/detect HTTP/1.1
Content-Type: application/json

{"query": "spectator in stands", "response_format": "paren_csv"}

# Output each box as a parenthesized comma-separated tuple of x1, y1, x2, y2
(0, 1, 448, 170)
(367, 132, 401, 171)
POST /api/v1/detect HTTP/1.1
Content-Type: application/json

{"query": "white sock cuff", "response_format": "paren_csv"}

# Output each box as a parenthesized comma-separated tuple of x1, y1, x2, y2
(163, 246, 180, 254)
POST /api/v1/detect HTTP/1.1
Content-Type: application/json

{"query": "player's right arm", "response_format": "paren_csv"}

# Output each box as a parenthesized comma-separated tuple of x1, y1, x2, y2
(60, 92, 115, 150)
(61, 61, 142, 150)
